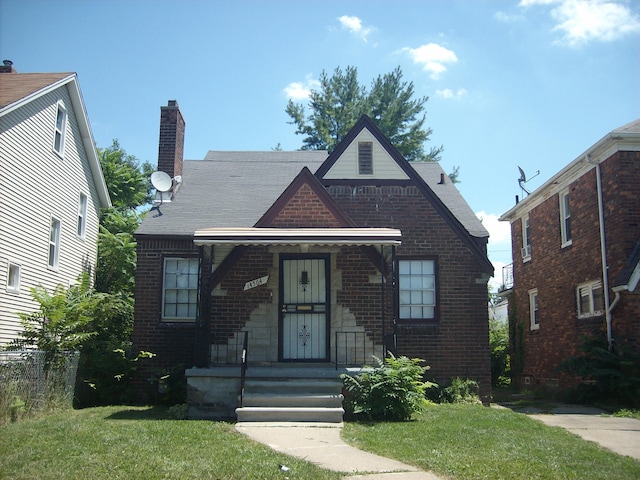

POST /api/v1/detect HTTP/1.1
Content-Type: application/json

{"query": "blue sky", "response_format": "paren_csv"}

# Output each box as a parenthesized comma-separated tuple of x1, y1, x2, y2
(2, 0, 639, 285)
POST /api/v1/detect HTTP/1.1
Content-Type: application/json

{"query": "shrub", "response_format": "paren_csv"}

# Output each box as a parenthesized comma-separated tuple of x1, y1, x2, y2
(341, 354, 436, 421)
(489, 319, 511, 387)
(439, 377, 482, 404)
(559, 335, 640, 408)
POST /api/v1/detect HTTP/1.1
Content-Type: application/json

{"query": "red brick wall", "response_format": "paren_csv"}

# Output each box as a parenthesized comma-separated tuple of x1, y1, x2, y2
(269, 184, 344, 227)
(510, 151, 640, 391)
(328, 185, 492, 400)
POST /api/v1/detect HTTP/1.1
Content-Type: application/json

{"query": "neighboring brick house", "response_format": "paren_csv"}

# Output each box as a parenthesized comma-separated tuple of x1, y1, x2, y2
(0, 61, 111, 345)
(132, 101, 493, 417)
(500, 119, 640, 393)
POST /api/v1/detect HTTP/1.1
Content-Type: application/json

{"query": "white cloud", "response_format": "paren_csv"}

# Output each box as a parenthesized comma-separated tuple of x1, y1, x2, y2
(519, 0, 640, 46)
(338, 15, 373, 41)
(436, 88, 468, 99)
(403, 43, 458, 79)
(283, 75, 320, 101)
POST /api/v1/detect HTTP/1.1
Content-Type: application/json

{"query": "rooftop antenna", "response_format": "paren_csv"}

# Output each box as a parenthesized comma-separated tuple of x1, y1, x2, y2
(518, 166, 539, 197)
(150, 170, 172, 215)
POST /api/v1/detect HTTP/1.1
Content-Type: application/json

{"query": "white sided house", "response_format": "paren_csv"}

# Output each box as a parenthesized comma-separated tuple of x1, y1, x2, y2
(0, 61, 111, 345)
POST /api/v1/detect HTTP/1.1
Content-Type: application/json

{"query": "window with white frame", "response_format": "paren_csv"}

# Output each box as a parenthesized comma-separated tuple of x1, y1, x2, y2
(521, 214, 531, 261)
(7, 263, 20, 293)
(53, 103, 67, 156)
(529, 289, 539, 330)
(162, 257, 199, 321)
(77, 193, 88, 238)
(358, 141, 373, 175)
(577, 280, 604, 318)
(398, 259, 437, 321)
(48, 217, 61, 269)
(560, 190, 572, 246)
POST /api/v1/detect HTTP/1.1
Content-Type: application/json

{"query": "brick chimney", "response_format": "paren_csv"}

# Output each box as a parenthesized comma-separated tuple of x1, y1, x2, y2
(158, 100, 185, 178)
(0, 60, 17, 73)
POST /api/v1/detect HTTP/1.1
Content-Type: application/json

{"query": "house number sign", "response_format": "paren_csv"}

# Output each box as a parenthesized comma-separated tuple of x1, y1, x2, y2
(243, 275, 269, 291)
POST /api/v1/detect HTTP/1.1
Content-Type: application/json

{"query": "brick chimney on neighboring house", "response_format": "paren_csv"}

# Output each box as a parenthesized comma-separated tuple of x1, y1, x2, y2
(157, 100, 185, 178)
(0, 60, 17, 73)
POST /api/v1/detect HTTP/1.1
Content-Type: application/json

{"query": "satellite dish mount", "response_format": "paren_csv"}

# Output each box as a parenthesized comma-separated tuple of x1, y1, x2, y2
(151, 170, 173, 209)
(517, 166, 540, 196)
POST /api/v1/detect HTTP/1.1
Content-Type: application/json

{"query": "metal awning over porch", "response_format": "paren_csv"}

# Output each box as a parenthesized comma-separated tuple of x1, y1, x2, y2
(193, 227, 402, 246)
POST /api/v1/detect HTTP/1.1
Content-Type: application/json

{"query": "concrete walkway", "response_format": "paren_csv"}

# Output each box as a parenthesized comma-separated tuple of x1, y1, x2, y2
(525, 405, 640, 460)
(235, 422, 441, 479)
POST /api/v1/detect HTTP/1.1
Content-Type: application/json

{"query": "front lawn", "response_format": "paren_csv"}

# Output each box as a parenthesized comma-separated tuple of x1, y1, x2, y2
(342, 404, 640, 480)
(2, 404, 639, 480)
(0, 406, 340, 480)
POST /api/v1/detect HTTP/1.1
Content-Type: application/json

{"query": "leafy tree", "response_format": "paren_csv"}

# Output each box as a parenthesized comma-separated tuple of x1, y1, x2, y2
(286, 66, 443, 162)
(98, 140, 154, 210)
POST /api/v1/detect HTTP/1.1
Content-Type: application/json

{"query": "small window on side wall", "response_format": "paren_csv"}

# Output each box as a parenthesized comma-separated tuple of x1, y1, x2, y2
(560, 190, 572, 247)
(54, 103, 67, 156)
(77, 193, 88, 238)
(529, 289, 539, 330)
(49, 217, 61, 269)
(398, 259, 437, 321)
(358, 142, 373, 175)
(577, 280, 604, 318)
(7, 263, 20, 293)
(521, 215, 531, 261)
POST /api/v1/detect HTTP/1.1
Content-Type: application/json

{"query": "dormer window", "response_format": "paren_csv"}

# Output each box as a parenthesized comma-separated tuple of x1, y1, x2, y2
(358, 142, 373, 175)
(54, 103, 67, 156)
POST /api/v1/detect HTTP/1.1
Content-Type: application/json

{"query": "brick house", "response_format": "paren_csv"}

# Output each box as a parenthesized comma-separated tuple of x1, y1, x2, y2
(499, 119, 640, 393)
(132, 101, 493, 419)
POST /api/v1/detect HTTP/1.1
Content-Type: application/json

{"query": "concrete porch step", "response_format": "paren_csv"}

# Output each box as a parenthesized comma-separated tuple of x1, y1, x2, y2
(242, 392, 344, 408)
(244, 378, 342, 394)
(235, 406, 345, 423)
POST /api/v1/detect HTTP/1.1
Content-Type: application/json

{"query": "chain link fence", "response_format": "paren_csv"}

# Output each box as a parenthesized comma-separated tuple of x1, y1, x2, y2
(0, 350, 79, 423)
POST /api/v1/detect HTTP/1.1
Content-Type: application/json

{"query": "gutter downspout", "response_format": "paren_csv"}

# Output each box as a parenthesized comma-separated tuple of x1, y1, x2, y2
(592, 158, 614, 351)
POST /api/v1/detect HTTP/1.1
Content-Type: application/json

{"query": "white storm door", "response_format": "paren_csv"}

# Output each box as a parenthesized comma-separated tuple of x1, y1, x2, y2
(280, 256, 329, 361)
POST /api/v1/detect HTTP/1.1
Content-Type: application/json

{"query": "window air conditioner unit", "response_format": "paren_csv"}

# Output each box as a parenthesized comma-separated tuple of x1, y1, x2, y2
(521, 245, 531, 259)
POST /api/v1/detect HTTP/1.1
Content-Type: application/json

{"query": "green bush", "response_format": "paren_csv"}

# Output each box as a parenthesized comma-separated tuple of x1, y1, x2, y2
(490, 319, 511, 387)
(560, 335, 640, 408)
(341, 354, 436, 421)
(439, 377, 482, 404)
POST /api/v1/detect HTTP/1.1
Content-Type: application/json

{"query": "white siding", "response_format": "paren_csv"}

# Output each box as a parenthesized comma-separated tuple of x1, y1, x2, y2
(0, 86, 102, 345)
(323, 129, 410, 180)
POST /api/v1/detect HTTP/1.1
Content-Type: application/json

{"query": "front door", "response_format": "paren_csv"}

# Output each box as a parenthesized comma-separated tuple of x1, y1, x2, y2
(279, 255, 330, 361)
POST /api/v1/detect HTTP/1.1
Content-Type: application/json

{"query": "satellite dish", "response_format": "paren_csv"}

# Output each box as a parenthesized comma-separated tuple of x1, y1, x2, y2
(518, 166, 527, 183)
(151, 171, 172, 192)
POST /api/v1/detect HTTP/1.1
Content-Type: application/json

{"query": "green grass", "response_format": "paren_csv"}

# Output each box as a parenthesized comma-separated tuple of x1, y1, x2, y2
(0, 406, 341, 480)
(3, 404, 640, 480)
(342, 404, 640, 480)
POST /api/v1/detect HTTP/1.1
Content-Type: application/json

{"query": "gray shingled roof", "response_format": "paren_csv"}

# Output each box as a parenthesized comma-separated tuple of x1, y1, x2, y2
(137, 151, 488, 239)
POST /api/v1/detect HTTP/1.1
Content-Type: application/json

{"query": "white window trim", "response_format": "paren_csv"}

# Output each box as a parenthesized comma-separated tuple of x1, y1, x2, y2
(398, 259, 437, 321)
(53, 102, 67, 157)
(521, 214, 531, 262)
(7, 262, 21, 293)
(559, 190, 572, 248)
(529, 288, 539, 330)
(48, 216, 61, 270)
(576, 280, 604, 318)
(161, 257, 199, 322)
(77, 192, 88, 239)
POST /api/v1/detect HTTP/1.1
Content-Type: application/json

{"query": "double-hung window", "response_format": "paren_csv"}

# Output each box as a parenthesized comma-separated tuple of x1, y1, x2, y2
(7, 263, 20, 293)
(529, 289, 539, 330)
(521, 214, 531, 261)
(162, 257, 199, 321)
(77, 193, 88, 238)
(358, 141, 373, 175)
(398, 259, 437, 321)
(48, 217, 61, 269)
(54, 103, 67, 156)
(577, 280, 604, 318)
(560, 190, 572, 247)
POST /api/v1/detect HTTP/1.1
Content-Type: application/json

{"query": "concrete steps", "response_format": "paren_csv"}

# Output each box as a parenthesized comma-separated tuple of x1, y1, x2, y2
(236, 377, 345, 423)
